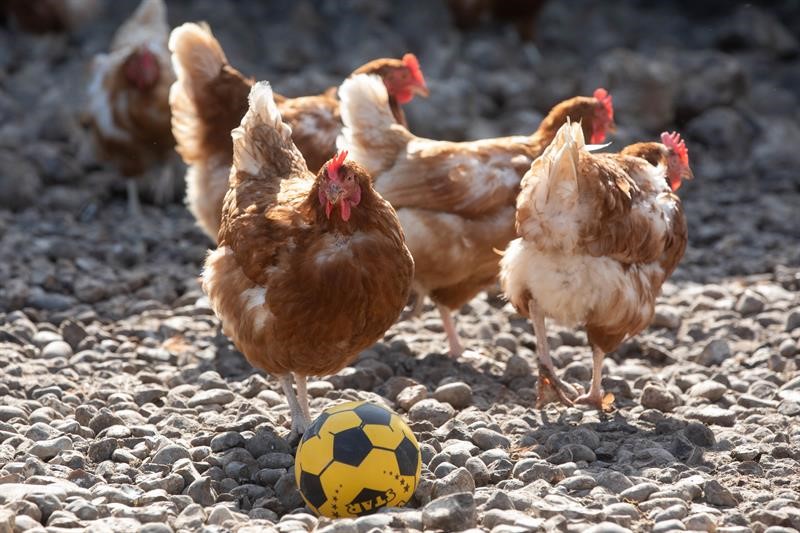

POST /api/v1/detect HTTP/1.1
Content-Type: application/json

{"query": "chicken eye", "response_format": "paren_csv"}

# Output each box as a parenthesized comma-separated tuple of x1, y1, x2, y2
(346, 174, 353, 182)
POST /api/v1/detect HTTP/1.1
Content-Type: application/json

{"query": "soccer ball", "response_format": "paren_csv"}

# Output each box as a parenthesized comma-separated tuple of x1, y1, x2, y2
(294, 401, 422, 518)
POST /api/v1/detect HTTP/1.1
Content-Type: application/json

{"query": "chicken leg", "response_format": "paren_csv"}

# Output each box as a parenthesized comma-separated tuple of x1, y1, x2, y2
(127, 178, 142, 217)
(409, 290, 426, 318)
(278, 374, 311, 435)
(438, 304, 464, 357)
(152, 161, 176, 206)
(574, 345, 606, 409)
(528, 299, 578, 407)
(293, 373, 312, 423)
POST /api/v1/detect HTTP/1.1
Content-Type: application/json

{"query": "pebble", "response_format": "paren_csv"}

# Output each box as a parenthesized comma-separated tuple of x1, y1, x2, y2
(186, 477, 216, 507)
(41, 340, 73, 359)
(433, 382, 473, 409)
(396, 384, 428, 410)
(687, 380, 728, 401)
(0, 406, 27, 422)
(422, 492, 477, 531)
(620, 482, 660, 503)
(735, 290, 766, 315)
(596, 470, 633, 494)
(685, 406, 737, 427)
(175, 504, 205, 530)
(699, 339, 732, 366)
(187, 389, 235, 407)
(786, 310, 800, 332)
(502, 354, 531, 382)
(641, 383, 683, 412)
(684, 421, 716, 447)
(307, 380, 334, 397)
(653, 504, 689, 521)
(653, 518, 687, 533)
(151, 445, 191, 465)
(704, 480, 738, 507)
(28, 436, 73, 460)
(88, 409, 124, 434)
(684, 513, 717, 531)
(652, 305, 682, 329)
(210, 431, 245, 452)
(558, 475, 596, 491)
(472, 428, 511, 450)
(408, 399, 455, 426)
(432, 467, 475, 498)
(207, 504, 240, 526)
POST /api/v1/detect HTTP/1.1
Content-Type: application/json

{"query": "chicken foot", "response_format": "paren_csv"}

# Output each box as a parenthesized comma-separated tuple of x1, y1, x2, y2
(278, 374, 311, 436)
(574, 345, 606, 409)
(528, 299, 579, 407)
(438, 304, 464, 357)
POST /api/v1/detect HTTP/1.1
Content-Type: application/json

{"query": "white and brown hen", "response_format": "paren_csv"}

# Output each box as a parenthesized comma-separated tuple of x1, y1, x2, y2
(500, 124, 692, 409)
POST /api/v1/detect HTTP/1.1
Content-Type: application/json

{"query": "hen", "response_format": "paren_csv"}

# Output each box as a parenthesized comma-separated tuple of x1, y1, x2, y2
(500, 124, 692, 408)
(169, 22, 428, 241)
(4, 0, 99, 33)
(202, 82, 414, 434)
(86, 0, 175, 215)
(338, 74, 615, 356)
(447, 0, 548, 42)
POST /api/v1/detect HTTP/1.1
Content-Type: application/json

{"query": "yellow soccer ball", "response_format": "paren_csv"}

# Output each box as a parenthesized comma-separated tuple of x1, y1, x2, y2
(294, 401, 422, 518)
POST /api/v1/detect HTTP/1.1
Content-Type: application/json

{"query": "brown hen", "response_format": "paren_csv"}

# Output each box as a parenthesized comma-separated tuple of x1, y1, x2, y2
(202, 82, 414, 434)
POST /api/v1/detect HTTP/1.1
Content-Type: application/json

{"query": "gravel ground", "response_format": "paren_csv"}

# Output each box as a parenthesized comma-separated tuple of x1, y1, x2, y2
(1, 1, 799, 532)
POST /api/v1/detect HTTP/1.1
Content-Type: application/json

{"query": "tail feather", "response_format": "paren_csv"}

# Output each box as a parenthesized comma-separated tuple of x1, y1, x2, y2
(169, 22, 228, 165)
(542, 120, 583, 188)
(516, 121, 586, 248)
(337, 74, 410, 174)
(111, 0, 168, 51)
(231, 82, 307, 185)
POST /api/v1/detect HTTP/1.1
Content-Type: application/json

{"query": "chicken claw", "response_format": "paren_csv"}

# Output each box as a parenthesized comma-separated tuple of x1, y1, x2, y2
(535, 363, 579, 408)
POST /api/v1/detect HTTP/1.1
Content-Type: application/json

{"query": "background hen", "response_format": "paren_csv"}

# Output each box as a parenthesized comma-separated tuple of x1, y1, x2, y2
(501, 123, 693, 408)
(339, 74, 614, 357)
(202, 81, 414, 434)
(169, 22, 428, 242)
(3, 0, 99, 33)
(85, 0, 175, 216)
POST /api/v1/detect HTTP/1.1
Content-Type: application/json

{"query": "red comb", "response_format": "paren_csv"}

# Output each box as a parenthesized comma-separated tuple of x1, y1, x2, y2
(403, 53, 426, 87)
(661, 131, 689, 166)
(327, 150, 348, 182)
(593, 88, 614, 122)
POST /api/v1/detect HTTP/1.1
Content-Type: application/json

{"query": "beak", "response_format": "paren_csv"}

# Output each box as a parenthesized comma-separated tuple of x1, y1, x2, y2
(325, 182, 344, 205)
(607, 120, 617, 134)
(683, 166, 694, 181)
(412, 82, 430, 98)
